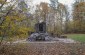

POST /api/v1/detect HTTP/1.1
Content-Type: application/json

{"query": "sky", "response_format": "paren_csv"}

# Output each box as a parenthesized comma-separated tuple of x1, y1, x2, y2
(59, 0, 75, 5)
(58, 0, 75, 10)
(33, 0, 75, 5)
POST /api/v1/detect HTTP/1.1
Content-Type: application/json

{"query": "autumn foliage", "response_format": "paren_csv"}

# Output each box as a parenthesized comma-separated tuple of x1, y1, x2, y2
(73, 2, 85, 33)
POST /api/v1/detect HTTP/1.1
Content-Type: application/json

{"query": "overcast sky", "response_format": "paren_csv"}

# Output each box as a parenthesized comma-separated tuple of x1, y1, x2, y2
(33, 0, 75, 5)
(59, 0, 75, 5)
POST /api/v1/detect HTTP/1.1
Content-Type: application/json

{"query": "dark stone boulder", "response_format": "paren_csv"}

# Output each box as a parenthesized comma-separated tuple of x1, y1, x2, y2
(27, 33, 53, 41)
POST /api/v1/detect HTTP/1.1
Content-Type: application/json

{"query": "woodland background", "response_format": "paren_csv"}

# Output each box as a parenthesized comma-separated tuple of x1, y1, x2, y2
(0, 0, 85, 41)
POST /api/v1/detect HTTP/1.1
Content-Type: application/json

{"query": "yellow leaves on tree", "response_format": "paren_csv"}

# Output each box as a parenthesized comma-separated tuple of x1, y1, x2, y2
(13, 27, 34, 39)
(16, 27, 28, 38)
(0, 12, 30, 39)
(0, 0, 6, 4)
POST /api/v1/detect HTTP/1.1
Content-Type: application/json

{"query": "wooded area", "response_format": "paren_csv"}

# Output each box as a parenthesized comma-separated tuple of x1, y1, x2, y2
(0, 0, 85, 55)
(0, 0, 85, 42)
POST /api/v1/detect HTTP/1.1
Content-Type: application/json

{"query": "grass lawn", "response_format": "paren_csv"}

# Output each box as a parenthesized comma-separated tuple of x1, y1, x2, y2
(65, 34, 85, 43)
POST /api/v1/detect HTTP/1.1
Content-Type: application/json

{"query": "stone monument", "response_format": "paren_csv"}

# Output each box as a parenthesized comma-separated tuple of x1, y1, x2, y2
(28, 22, 52, 41)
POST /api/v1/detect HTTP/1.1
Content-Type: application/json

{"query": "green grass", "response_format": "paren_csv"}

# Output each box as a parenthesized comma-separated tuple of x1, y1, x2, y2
(65, 34, 85, 43)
